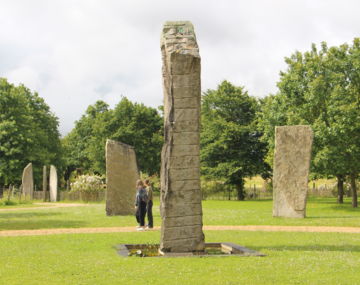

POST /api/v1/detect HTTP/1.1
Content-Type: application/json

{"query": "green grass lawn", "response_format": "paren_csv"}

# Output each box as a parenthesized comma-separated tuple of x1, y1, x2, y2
(0, 197, 359, 231)
(203, 197, 360, 226)
(0, 230, 359, 285)
(1, 198, 360, 284)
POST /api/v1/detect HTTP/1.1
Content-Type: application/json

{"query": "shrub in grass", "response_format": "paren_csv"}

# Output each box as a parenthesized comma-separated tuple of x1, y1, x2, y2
(4, 200, 17, 206)
(70, 174, 106, 202)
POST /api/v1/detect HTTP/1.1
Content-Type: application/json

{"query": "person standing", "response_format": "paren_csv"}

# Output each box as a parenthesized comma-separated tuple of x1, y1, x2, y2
(134, 179, 148, 231)
(144, 179, 153, 229)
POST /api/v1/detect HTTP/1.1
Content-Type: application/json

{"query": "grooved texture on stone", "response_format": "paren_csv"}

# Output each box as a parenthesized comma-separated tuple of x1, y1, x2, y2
(22, 163, 33, 199)
(105, 139, 139, 216)
(273, 125, 313, 218)
(160, 21, 205, 252)
(49, 165, 58, 202)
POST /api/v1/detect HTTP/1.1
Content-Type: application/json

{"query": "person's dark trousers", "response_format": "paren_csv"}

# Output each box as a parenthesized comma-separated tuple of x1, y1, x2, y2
(135, 208, 140, 224)
(139, 201, 147, 226)
(146, 200, 153, 228)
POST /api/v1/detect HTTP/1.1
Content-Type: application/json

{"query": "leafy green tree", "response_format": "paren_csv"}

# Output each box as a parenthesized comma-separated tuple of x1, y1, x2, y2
(63, 97, 163, 177)
(0, 78, 61, 187)
(106, 98, 163, 175)
(260, 38, 360, 206)
(201, 81, 269, 200)
(62, 100, 111, 176)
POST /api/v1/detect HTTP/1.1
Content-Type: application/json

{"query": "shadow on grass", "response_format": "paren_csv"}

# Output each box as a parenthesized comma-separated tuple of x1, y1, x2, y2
(305, 215, 359, 219)
(204, 199, 273, 203)
(257, 245, 360, 253)
(329, 206, 360, 213)
(307, 197, 338, 203)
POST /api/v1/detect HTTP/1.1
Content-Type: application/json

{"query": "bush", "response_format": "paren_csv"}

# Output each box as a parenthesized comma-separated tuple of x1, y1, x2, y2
(201, 179, 228, 200)
(4, 200, 17, 206)
(141, 174, 160, 194)
(0, 198, 29, 206)
(70, 174, 105, 202)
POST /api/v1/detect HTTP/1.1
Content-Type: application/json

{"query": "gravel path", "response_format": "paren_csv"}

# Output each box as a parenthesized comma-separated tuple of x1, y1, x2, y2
(1, 225, 360, 237)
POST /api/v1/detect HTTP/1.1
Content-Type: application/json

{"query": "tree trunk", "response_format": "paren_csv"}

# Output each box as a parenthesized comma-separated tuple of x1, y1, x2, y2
(236, 180, 245, 201)
(350, 173, 358, 208)
(337, 175, 344, 204)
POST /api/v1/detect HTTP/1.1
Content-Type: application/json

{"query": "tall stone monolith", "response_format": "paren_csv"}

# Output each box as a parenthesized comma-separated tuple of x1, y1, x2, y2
(22, 163, 34, 199)
(160, 21, 205, 253)
(43, 165, 48, 202)
(49, 165, 58, 202)
(105, 139, 139, 216)
(273, 125, 313, 218)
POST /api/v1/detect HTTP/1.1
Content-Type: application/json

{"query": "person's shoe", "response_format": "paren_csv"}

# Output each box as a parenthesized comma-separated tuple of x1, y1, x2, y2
(137, 227, 144, 231)
(146, 226, 153, 229)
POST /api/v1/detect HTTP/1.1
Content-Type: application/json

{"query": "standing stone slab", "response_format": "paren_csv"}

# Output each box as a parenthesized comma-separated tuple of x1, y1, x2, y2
(49, 165, 58, 202)
(105, 139, 139, 216)
(273, 125, 313, 218)
(160, 21, 205, 253)
(22, 163, 34, 199)
(43, 165, 48, 202)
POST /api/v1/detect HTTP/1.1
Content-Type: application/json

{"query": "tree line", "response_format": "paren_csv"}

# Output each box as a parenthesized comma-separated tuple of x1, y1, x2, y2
(0, 78, 62, 187)
(0, 38, 359, 205)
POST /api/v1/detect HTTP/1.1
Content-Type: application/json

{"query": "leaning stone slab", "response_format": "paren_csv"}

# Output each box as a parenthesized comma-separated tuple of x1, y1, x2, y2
(273, 125, 313, 218)
(160, 21, 205, 253)
(22, 163, 34, 199)
(105, 139, 139, 216)
(49, 165, 58, 202)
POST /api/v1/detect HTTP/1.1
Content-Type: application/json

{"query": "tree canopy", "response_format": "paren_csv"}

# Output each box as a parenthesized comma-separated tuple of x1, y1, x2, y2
(259, 38, 360, 206)
(0, 78, 61, 186)
(201, 81, 269, 200)
(63, 97, 163, 177)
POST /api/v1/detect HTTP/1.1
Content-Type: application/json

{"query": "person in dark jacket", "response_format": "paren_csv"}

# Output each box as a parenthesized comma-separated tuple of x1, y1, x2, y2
(144, 179, 153, 229)
(134, 179, 148, 231)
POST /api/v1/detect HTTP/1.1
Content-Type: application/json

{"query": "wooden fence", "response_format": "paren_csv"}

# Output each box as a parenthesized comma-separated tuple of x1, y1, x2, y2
(33, 191, 105, 202)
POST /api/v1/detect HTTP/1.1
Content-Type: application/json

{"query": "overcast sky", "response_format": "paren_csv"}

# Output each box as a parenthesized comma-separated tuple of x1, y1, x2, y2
(1, 0, 359, 135)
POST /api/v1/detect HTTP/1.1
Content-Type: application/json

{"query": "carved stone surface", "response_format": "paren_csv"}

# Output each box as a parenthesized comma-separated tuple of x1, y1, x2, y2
(22, 163, 33, 199)
(273, 125, 313, 218)
(105, 139, 139, 216)
(49, 165, 58, 202)
(43, 165, 47, 202)
(160, 21, 205, 252)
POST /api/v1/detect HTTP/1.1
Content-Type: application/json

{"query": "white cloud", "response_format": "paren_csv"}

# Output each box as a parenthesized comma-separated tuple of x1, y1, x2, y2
(0, 0, 359, 135)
